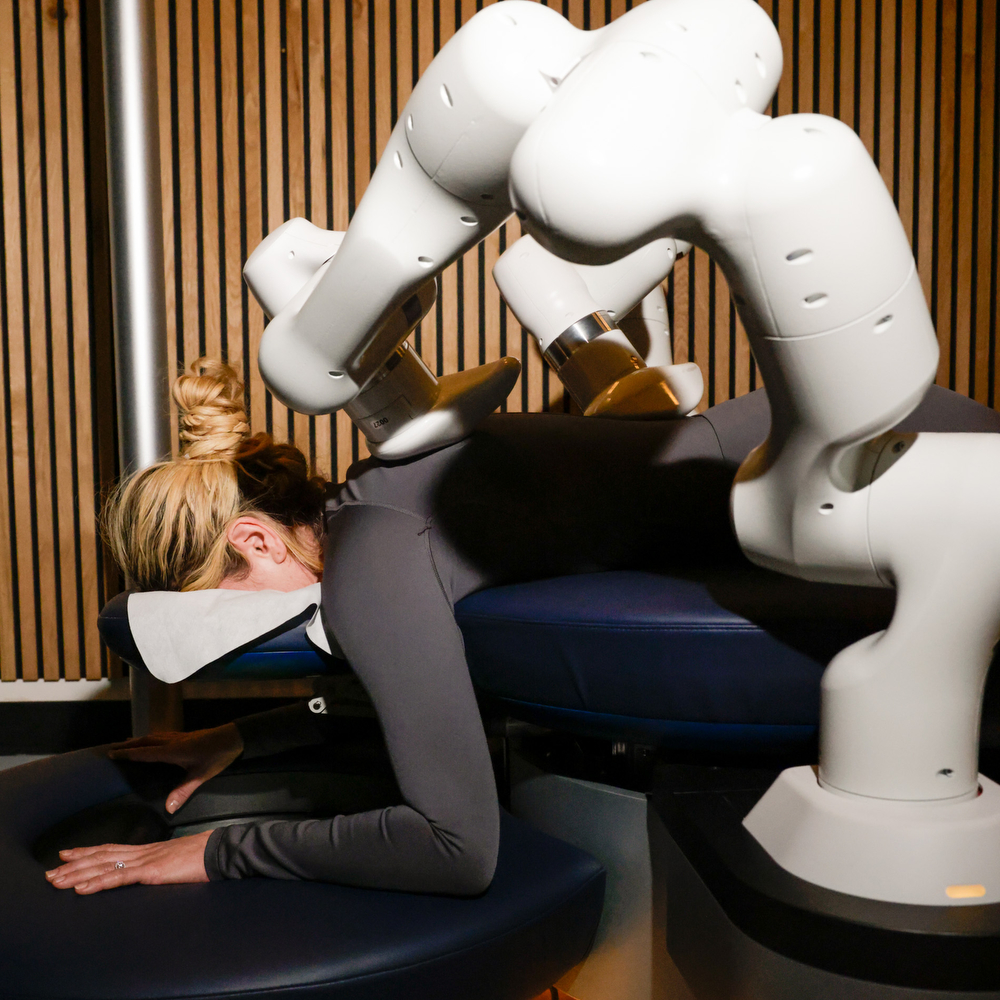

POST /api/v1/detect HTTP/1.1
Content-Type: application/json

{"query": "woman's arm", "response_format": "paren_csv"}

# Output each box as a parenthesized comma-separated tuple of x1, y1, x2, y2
(204, 501, 500, 896)
(104, 699, 334, 814)
(44, 703, 333, 894)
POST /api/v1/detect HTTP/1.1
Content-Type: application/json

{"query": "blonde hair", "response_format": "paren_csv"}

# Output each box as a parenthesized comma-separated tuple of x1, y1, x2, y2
(103, 359, 326, 592)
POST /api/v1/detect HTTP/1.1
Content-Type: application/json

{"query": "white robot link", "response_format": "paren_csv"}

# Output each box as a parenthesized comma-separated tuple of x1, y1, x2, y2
(243, 0, 707, 460)
(249, 0, 1000, 905)
(242, 220, 520, 461)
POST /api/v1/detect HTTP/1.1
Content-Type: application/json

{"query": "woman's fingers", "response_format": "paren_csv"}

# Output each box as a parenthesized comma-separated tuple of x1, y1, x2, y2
(165, 776, 203, 814)
(164, 763, 227, 814)
(49, 859, 127, 890)
(72, 862, 147, 895)
(107, 725, 245, 814)
(55, 842, 141, 861)
(47, 845, 143, 887)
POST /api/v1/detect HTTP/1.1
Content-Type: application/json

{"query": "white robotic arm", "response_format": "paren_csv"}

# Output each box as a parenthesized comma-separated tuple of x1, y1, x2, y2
(244, 215, 519, 459)
(500, 0, 1000, 905)
(314, 0, 1000, 906)
(493, 234, 703, 416)
(245, 1, 590, 457)
(246, 0, 707, 456)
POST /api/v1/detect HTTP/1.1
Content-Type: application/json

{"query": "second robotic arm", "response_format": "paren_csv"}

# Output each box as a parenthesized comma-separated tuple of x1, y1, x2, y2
(503, 0, 1000, 904)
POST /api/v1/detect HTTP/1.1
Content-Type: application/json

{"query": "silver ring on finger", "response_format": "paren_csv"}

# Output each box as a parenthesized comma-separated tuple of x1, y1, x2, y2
(114, 861, 125, 870)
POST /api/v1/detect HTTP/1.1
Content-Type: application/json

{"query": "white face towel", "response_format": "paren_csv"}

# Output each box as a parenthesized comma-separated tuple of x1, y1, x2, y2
(127, 583, 341, 684)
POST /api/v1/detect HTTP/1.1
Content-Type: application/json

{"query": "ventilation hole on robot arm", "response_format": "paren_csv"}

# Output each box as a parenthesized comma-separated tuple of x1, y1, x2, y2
(786, 248, 813, 263)
(755, 53, 767, 77)
(819, 503, 834, 514)
(418, 256, 435, 267)
(460, 216, 478, 227)
(804, 127, 823, 134)
(328, 371, 345, 379)
(440, 84, 454, 108)
(735, 80, 747, 103)
(874, 314, 894, 334)
(394, 151, 403, 169)
(803, 292, 828, 307)
(407, 114, 414, 130)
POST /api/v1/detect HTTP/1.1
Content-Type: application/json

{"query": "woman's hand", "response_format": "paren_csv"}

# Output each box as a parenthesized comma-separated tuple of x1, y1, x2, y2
(45, 830, 213, 894)
(108, 723, 244, 814)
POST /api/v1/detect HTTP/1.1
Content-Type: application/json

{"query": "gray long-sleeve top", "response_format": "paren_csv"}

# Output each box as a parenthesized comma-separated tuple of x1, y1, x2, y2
(201, 406, 749, 892)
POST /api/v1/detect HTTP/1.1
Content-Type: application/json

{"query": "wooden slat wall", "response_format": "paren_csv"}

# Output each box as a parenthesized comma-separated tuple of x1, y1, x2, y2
(1, 0, 999, 681)
(0, 1, 112, 683)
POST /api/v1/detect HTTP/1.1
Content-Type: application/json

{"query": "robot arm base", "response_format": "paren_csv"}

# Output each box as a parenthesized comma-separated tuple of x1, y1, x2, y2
(744, 765, 1000, 906)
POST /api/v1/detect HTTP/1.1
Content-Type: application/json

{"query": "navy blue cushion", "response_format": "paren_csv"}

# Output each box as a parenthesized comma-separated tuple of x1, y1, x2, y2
(0, 752, 604, 1000)
(197, 619, 346, 680)
(456, 568, 894, 750)
(454, 385, 1000, 751)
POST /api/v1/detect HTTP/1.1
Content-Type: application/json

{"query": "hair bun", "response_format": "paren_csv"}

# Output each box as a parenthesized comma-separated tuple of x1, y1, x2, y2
(174, 358, 250, 461)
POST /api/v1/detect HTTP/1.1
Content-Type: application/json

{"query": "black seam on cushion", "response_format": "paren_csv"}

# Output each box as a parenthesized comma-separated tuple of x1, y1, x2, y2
(492, 697, 818, 731)
(457, 617, 762, 632)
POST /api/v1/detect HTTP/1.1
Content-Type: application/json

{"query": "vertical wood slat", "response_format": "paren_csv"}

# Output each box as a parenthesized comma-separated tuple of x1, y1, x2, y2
(64, 0, 102, 681)
(17, 1, 50, 682)
(0, 0, 22, 681)
(2, 0, 1000, 682)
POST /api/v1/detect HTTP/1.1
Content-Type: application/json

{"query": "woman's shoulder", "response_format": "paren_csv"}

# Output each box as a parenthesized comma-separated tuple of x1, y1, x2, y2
(327, 439, 471, 519)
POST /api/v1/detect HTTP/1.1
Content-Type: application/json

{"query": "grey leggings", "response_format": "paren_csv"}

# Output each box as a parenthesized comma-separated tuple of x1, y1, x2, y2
(205, 401, 763, 892)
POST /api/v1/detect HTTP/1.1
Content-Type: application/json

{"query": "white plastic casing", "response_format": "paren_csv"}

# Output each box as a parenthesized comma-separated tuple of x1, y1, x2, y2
(243, 220, 344, 319)
(618, 286, 672, 367)
(404, 1, 589, 204)
(745, 766, 1000, 906)
(255, 0, 585, 414)
(493, 235, 678, 350)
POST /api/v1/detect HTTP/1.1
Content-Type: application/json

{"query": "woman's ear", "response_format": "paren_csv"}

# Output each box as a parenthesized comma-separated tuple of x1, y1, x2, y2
(221, 516, 320, 591)
(226, 517, 290, 565)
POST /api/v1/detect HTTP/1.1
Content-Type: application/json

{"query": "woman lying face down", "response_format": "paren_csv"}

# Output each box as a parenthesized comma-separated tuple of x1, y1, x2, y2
(50, 357, 506, 900)
(47, 352, 743, 898)
(47, 360, 336, 896)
